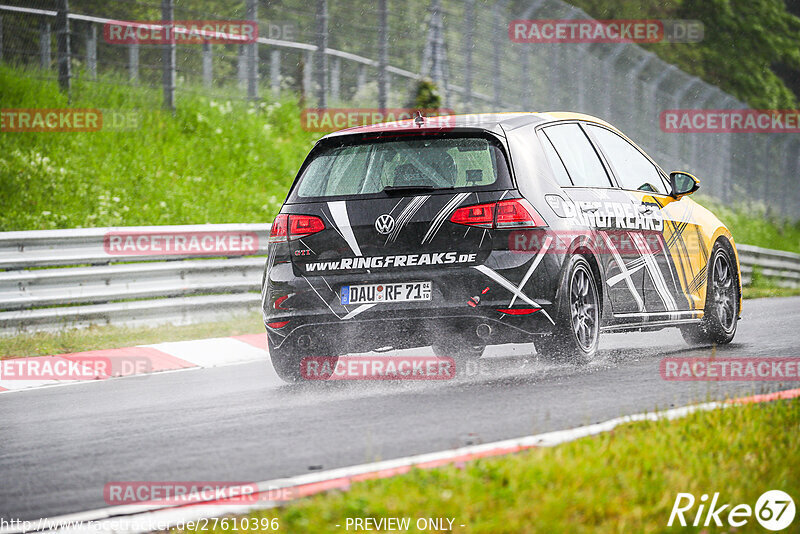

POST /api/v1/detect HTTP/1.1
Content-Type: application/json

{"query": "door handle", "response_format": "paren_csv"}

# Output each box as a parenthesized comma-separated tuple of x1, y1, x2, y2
(639, 205, 653, 214)
(581, 206, 598, 213)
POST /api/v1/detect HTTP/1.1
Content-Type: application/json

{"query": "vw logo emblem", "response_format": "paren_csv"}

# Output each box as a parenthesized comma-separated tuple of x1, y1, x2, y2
(375, 214, 395, 235)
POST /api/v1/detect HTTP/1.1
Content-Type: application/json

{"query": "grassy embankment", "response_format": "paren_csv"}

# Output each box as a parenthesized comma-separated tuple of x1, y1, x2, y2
(176, 398, 799, 533)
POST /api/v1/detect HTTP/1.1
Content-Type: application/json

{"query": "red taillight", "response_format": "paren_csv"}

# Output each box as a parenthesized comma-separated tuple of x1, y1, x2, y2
(449, 199, 546, 229)
(267, 320, 290, 329)
(269, 214, 289, 243)
(495, 199, 547, 229)
(289, 214, 325, 239)
(269, 214, 325, 243)
(450, 202, 495, 228)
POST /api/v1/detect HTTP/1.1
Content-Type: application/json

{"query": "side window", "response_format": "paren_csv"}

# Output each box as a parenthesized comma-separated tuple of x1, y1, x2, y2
(585, 125, 668, 194)
(542, 124, 612, 188)
(537, 132, 572, 187)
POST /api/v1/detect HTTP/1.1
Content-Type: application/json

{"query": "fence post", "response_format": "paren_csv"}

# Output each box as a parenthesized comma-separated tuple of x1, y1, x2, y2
(491, 1, 502, 108)
(779, 137, 794, 216)
(519, 45, 530, 110)
(86, 23, 97, 80)
(0, 15, 4, 63)
(270, 49, 280, 95)
(315, 0, 328, 108)
(56, 0, 71, 94)
(161, 0, 176, 111)
(330, 56, 340, 102)
(792, 140, 800, 217)
(40, 20, 51, 69)
(246, 0, 258, 100)
(238, 45, 246, 88)
(377, 0, 388, 110)
(648, 65, 672, 148)
(202, 42, 212, 88)
(464, 0, 473, 111)
(722, 95, 743, 203)
(303, 50, 312, 98)
(128, 43, 139, 83)
(357, 64, 366, 94)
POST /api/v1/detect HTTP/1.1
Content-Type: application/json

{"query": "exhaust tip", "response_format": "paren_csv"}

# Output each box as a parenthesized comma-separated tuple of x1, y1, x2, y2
(476, 323, 492, 340)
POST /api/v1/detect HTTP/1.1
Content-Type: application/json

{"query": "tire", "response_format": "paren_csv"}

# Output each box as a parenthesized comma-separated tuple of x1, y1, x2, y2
(536, 255, 600, 365)
(268, 336, 338, 383)
(681, 241, 738, 346)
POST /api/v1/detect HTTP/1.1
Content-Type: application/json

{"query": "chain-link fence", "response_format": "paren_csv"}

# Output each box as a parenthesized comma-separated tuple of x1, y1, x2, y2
(1, 0, 798, 217)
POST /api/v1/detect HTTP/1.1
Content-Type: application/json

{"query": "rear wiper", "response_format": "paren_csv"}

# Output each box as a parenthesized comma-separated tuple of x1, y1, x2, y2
(381, 185, 452, 195)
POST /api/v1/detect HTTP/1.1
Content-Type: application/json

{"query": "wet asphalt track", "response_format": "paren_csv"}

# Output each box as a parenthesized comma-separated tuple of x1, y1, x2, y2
(2, 296, 799, 521)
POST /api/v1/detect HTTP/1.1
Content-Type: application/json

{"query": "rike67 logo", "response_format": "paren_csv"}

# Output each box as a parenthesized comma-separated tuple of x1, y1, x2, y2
(669, 490, 795, 531)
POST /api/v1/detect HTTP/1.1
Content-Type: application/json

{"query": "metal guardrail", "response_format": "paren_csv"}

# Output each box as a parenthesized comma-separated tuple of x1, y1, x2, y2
(738, 244, 800, 288)
(0, 225, 796, 335)
(0, 224, 270, 335)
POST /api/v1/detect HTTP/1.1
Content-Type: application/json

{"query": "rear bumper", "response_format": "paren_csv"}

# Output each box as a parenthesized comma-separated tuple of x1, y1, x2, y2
(264, 252, 564, 354)
(266, 309, 556, 354)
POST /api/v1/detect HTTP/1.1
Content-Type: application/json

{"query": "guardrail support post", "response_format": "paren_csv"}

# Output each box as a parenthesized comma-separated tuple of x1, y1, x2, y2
(315, 0, 328, 108)
(202, 42, 212, 88)
(270, 49, 280, 95)
(246, 0, 258, 101)
(377, 0, 388, 110)
(86, 23, 97, 80)
(40, 20, 51, 69)
(161, 0, 176, 111)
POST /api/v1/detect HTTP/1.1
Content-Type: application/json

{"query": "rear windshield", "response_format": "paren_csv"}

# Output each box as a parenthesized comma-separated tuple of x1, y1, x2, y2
(290, 135, 512, 200)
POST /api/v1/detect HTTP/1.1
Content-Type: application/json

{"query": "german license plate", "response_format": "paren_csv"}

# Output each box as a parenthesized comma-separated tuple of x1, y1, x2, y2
(340, 282, 431, 305)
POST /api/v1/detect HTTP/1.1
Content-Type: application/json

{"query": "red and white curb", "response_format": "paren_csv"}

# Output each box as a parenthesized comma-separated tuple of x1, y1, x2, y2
(0, 334, 268, 394)
(4, 387, 798, 534)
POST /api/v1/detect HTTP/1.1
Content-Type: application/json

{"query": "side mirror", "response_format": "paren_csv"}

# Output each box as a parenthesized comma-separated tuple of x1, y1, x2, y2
(669, 171, 700, 198)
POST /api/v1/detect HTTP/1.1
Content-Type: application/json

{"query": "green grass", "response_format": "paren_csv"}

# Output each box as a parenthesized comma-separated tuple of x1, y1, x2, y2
(2, 66, 799, 255)
(0, 65, 800, 258)
(0, 65, 321, 231)
(177, 399, 799, 533)
(0, 312, 263, 359)
(695, 196, 800, 255)
(742, 286, 800, 299)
